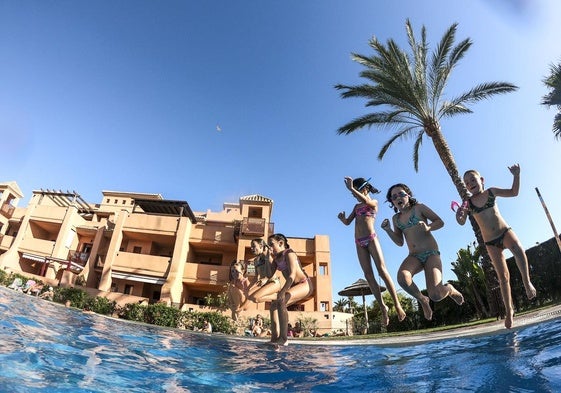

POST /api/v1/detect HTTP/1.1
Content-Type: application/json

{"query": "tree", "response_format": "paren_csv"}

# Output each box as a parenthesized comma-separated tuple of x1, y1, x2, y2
(451, 244, 489, 318)
(335, 19, 517, 317)
(541, 60, 561, 139)
(333, 298, 349, 312)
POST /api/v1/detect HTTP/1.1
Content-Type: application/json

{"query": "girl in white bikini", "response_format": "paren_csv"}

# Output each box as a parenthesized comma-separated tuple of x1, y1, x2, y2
(338, 176, 406, 326)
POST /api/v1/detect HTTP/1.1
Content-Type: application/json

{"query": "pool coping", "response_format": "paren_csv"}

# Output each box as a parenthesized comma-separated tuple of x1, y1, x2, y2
(229, 304, 561, 347)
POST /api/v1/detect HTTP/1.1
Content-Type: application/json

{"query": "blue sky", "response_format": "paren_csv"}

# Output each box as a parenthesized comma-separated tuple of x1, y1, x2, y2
(2, 1, 560, 305)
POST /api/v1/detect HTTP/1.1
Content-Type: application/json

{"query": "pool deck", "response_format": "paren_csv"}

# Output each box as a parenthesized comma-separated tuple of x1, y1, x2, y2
(286, 304, 561, 346)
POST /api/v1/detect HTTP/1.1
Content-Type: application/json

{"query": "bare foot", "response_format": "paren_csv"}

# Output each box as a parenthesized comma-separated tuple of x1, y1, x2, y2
(526, 282, 537, 300)
(381, 304, 389, 327)
(419, 295, 433, 321)
(396, 305, 407, 322)
(504, 309, 514, 329)
(446, 283, 464, 305)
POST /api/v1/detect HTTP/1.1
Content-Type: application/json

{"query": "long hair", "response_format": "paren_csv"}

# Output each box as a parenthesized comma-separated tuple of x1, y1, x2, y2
(386, 183, 418, 213)
(268, 233, 290, 249)
(352, 177, 380, 194)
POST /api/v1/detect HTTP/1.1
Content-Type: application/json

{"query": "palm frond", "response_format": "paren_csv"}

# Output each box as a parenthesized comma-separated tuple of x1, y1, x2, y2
(412, 130, 424, 172)
(377, 125, 421, 159)
(429, 23, 457, 110)
(439, 102, 473, 117)
(337, 111, 415, 135)
(553, 113, 561, 139)
(440, 82, 518, 117)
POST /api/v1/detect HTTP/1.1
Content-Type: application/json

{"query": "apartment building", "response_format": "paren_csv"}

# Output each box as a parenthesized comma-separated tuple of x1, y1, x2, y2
(0, 181, 343, 331)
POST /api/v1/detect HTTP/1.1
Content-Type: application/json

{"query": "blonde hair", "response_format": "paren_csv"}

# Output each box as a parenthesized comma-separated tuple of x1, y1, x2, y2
(463, 169, 481, 178)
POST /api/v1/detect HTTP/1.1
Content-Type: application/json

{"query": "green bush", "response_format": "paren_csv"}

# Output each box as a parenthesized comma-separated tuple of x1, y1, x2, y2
(85, 296, 116, 315)
(144, 303, 181, 328)
(117, 303, 146, 322)
(193, 311, 237, 334)
(54, 287, 88, 309)
(0, 270, 9, 286)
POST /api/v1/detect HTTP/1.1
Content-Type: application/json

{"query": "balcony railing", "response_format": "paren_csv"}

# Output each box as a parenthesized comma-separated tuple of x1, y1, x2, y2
(68, 250, 90, 266)
(237, 218, 274, 237)
(0, 203, 15, 219)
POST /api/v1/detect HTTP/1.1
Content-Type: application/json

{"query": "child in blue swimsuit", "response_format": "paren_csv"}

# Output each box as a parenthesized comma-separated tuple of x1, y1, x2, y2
(456, 164, 536, 329)
(338, 176, 406, 326)
(382, 183, 464, 321)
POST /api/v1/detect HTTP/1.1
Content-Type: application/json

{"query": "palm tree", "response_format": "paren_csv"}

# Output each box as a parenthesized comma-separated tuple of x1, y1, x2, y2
(451, 244, 489, 318)
(541, 60, 561, 139)
(335, 19, 518, 317)
(333, 298, 349, 312)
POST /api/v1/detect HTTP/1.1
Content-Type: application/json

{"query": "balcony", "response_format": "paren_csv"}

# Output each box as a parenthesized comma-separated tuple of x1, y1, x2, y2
(234, 218, 274, 239)
(112, 252, 171, 276)
(67, 250, 90, 269)
(19, 238, 55, 255)
(0, 202, 15, 219)
(183, 262, 230, 285)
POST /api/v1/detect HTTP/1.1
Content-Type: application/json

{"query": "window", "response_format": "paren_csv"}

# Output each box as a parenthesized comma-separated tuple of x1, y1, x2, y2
(133, 246, 142, 254)
(319, 263, 328, 275)
(124, 284, 134, 295)
(248, 207, 263, 218)
(320, 302, 329, 312)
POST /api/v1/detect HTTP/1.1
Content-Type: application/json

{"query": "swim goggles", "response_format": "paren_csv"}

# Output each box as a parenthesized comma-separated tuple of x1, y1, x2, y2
(357, 177, 372, 191)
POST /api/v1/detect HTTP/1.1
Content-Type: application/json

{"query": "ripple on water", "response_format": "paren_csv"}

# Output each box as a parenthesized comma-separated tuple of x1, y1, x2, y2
(1, 287, 561, 392)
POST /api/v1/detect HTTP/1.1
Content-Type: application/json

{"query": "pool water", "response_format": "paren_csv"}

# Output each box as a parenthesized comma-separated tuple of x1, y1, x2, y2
(1, 287, 560, 393)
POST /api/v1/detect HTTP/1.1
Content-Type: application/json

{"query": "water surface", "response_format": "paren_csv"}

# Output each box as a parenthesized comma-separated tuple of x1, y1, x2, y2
(0, 287, 560, 392)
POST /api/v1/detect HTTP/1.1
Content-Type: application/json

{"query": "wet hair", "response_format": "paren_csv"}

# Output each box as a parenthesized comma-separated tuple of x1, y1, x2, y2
(386, 183, 418, 213)
(352, 177, 380, 194)
(267, 233, 290, 249)
(251, 238, 269, 251)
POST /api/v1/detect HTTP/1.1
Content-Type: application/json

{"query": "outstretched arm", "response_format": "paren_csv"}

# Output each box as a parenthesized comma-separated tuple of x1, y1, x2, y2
(493, 163, 521, 198)
(344, 177, 376, 208)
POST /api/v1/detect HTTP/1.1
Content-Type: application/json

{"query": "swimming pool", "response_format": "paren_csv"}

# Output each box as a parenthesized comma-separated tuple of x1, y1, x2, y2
(1, 287, 560, 393)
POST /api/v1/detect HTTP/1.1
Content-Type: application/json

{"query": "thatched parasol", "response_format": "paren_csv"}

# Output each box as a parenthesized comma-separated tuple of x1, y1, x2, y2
(338, 278, 386, 333)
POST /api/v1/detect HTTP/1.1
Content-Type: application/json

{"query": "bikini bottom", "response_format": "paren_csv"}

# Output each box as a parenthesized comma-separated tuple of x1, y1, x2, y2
(410, 249, 440, 265)
(355, 233, 376, 248)
(484, 228, 512, 250)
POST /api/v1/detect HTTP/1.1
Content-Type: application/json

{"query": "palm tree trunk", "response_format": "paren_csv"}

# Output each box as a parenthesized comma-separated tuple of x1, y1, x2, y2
(429, 125, 502, 318)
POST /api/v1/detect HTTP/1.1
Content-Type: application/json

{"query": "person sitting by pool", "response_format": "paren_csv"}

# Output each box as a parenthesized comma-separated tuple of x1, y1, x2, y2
(292, 321, 303, 338)
(39, 287, 55, 301)
(28, 283, 44, 296)
(22, 279, 37, 294)
(251, 314, 264, 336)
(203, 320, 212, 333)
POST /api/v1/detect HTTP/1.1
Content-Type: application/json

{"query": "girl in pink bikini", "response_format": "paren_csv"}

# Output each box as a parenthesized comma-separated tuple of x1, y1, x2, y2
(259, 233, 313, 346)
(381, 183, 464, 322)
(456, 164, 536, 328)
(338, 176, 406, 326)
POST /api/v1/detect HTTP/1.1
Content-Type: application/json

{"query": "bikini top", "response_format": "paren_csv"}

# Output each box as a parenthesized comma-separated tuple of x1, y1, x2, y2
(275, 249, 292, 272)
(254, 255, 267, 268)
(275, 248, 305, 273)
(355, 204, 376, 218)
(396, 207, 422, 231)
(469, 189, 496, 214)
